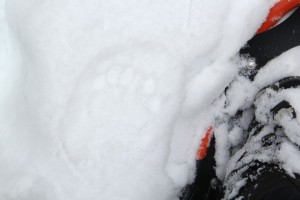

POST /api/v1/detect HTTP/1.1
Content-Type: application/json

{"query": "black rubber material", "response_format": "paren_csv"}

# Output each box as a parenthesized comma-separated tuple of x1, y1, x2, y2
(233, 163, 300, 200)
(180, 137, 219, 200)
(240, 7, 300, 80)
(273, 76, 300, 90)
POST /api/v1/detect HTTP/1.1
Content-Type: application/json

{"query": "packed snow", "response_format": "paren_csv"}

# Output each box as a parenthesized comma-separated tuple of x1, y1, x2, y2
(1, 0, 300, 200)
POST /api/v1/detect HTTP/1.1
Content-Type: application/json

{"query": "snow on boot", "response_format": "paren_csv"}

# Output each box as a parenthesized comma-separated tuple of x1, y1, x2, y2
(180, 4, 300, 200)
(213, 3, 300, 183)
(221, 77, 300, 200)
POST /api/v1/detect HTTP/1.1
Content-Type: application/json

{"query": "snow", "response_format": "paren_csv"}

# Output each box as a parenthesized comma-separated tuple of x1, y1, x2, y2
(213, 46, 300, 199)
(227, 178, 247, 200)
(2, 0, 300, 199)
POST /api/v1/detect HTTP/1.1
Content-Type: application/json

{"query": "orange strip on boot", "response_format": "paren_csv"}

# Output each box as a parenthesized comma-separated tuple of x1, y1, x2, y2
(257, 0, 300, 34)
(197, 126, 213, 160)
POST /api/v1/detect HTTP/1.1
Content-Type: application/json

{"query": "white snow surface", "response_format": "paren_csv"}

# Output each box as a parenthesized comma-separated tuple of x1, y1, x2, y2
(3, 0, 300, 199)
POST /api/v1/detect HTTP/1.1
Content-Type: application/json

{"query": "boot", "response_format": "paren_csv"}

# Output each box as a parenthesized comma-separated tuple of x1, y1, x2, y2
(221, 77, 300, 200)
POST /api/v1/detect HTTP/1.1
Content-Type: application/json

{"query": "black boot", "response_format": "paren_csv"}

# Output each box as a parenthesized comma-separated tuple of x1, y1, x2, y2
(221, 77, 300, 200)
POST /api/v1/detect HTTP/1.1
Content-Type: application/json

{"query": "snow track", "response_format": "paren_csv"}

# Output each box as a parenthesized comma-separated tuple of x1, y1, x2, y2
(0, 0, 284, 199)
